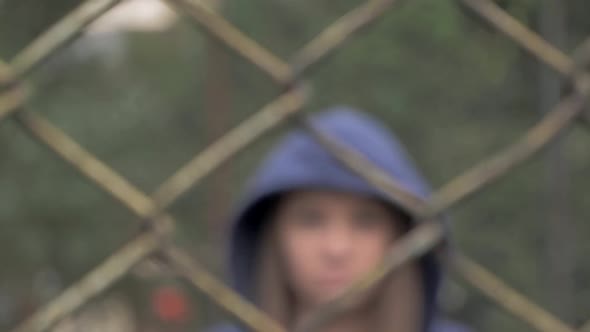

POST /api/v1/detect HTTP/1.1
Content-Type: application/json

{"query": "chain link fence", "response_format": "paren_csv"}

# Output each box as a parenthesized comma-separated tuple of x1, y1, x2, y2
(1, 0, 589, 331)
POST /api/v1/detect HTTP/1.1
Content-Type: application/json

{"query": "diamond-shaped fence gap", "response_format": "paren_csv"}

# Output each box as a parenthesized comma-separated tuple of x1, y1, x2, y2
(451, 160, 551, 293)
(450, 147, 590, 324)
(149, 86, 307, 216)
(299, 1, 522, 112)
(230, 51, 290, 112)
(291, 0, 512, 82)
(167, 94, 306, 272)
(168, 125, 291, 273)
(418, 105, 546, 188)
(0, 115, 139, 291)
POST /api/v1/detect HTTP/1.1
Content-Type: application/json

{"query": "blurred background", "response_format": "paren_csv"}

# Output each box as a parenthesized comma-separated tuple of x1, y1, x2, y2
(1, 0, 589, 331)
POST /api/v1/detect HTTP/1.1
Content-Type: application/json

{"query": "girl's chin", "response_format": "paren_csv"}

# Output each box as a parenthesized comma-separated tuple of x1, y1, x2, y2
(308, 284, 374, 310)
(308, 287, 350, 306)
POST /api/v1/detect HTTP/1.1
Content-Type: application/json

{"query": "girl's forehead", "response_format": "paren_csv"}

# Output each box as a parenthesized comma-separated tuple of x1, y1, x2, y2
(278, 189, 390, 211)
(276, 190, 411, 227)
(282, 189, 377, 203)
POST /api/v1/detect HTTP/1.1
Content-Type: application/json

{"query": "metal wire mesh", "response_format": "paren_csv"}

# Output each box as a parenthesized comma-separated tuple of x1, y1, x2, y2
(1, 0, 589, 331)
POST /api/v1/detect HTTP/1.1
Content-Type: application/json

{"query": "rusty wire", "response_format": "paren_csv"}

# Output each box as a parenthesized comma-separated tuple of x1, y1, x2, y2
(1, 0, 589, 331)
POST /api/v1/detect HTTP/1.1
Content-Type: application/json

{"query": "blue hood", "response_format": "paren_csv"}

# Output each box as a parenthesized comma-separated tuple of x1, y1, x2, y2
(227, 106, 444, 331)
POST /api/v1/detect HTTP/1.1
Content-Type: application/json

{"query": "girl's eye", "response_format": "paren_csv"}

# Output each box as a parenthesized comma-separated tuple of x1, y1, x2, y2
(353, 210, 387, 230)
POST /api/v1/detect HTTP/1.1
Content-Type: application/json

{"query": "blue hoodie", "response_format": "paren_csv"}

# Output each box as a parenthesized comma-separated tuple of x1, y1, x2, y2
(209, 106, 470, 332)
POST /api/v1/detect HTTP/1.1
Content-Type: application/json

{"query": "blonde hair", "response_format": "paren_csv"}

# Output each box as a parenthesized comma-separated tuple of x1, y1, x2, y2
(253, 200, 425, 332)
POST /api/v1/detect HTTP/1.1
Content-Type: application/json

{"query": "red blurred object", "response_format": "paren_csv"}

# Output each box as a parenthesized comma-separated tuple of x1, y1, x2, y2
(151, 286, 190, 323)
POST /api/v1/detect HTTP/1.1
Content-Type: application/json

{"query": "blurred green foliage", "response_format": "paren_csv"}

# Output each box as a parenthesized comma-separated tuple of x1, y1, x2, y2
(0, 0, 589, 331)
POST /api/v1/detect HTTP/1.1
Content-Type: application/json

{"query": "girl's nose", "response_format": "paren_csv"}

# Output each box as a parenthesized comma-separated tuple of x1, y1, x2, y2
(321, 221, 354, 259)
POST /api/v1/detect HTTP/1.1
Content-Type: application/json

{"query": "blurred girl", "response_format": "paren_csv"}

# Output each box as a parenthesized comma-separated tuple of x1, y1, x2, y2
(209, 107, 470, 332)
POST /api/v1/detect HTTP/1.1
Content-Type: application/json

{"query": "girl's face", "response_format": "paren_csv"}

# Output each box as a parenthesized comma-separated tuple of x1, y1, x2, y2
(275, 190, 406, 308)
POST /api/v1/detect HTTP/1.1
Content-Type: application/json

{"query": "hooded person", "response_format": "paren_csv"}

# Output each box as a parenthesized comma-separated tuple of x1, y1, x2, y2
(206, 106, 471, 332)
